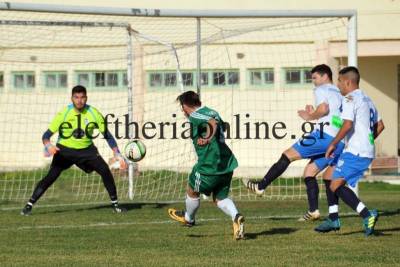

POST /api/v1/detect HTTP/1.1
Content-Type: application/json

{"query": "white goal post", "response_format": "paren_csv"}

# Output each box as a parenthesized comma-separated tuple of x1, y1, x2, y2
(0, 2, 358, 204)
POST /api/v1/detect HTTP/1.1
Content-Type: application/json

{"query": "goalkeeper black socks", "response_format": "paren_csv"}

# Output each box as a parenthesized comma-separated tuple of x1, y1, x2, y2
(324, 180, 339, 221)
(304, 176, 319, 212)
(335, 185, 370, 219)
(259, 154, 291, 190)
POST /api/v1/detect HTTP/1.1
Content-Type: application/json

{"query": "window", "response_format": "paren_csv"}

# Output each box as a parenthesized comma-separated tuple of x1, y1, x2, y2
(286, 70, 301, 84)
(264, 70, 274, 84)
(0, 72, 4, 88)
(12, 72, 35, 90)
(150, 73, 162, 87)
(303, 69, 312, 83)
(228, 71, 239, 85)
(106, 73, 118, 87)
(59, 73, 68, 88)
(165, 72, 177, 87)
(200, 72, 208, 86)
(95, 72, 105, 87)
(248, 69, 274, 88)
(283, 67, 312, 85)
(251, 71, 262, 85)
(123, 72, 128, 86)
(182, 72, 193, 86)
(76, 70, 127, 90)
(147, 69, 239, 89)
(44, 72, 68, 89)
(213, 72, 226, 86)
(77, 73, 89, 87)
(46, 74, 57, 88)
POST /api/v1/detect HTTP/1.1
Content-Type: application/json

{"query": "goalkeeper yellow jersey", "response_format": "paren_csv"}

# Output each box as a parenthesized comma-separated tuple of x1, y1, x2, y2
(48, 104, 106, 149)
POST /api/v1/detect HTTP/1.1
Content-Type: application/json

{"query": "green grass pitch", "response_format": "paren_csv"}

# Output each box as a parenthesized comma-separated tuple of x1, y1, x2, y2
(0, 182, 399, 266)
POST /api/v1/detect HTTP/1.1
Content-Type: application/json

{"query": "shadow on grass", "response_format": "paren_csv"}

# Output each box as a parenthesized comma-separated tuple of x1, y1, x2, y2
(378, 209, 400, 217)
(341, 227, 400, 237)
(316, 209, 400, 220)
(245, 227, 298, 239)
(38, 202, 169, 214)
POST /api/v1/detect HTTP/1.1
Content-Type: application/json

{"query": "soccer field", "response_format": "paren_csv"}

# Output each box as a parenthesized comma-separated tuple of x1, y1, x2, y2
(0, 182, 399, 267)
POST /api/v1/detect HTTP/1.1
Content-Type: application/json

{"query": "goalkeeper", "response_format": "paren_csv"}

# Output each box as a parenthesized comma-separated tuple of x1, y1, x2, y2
(21, 85, 127, 215)
(168, 91, 245, 240)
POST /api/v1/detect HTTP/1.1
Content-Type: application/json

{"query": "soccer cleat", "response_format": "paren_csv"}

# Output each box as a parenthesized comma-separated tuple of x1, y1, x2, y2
(314, 218, 341, 233)
(20, 204, 32, 216)
(363, 209, 379, 237)
(242, 179, 264, 196)
(168, 208, 195, 227)
(111, 203, 127, 213)
(298, 210, 321, 222)
(233, 213, 245, 240)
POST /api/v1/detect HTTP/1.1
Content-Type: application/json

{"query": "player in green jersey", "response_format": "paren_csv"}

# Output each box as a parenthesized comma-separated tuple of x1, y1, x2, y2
(21, 85, 127, 215)
(168, 91, 245, 240)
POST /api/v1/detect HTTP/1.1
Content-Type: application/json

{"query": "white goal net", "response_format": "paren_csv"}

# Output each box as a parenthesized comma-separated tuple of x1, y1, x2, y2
(0, 7, 352, 205)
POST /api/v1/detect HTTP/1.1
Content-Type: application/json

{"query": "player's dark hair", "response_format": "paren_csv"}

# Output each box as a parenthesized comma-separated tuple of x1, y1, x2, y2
(339, 66, 360, 84)
(311, 64, 332, 81)
(72, 85, 87, 95)
(176, 91, 201, 107)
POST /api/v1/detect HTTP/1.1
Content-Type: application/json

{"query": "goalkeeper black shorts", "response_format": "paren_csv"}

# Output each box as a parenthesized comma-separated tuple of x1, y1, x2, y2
(52, 144, 103, 173)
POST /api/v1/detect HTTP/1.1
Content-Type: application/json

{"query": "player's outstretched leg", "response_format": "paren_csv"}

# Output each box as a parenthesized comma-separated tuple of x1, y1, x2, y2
(168, 209, 196, 227)
(242, 178, 265, 196)
(243, 150, 296, 196)
(168, 193, 199, 227)
(21, 164, 64, 216)
(168, 185, 199, 227)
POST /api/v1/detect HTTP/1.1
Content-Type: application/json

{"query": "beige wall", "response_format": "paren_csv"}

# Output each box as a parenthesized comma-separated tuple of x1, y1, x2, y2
(358, 56, 400, 157)
(13, 0, 400, 40)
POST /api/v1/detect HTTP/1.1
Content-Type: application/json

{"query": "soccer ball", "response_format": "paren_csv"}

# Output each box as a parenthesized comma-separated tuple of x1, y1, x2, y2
(124, 140, 146, 162)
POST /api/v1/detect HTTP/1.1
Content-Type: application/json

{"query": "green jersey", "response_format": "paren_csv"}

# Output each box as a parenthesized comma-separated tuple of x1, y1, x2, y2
(48, 104, 106, 149)
(189, 106, 238, 175)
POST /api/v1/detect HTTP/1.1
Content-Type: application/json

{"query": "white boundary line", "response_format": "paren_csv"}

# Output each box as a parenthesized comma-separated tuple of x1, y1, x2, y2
(0, 213, 357, 231)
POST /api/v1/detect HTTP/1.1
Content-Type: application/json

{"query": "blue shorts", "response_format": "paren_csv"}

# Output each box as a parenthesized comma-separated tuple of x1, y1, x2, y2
(332, 152, 373, 187)
(292, 130, 344, 171)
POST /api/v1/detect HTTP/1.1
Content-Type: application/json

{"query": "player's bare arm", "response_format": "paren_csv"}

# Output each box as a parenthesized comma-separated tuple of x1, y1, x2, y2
(374, 120, 385, 139)
(298, 102, 329, 121)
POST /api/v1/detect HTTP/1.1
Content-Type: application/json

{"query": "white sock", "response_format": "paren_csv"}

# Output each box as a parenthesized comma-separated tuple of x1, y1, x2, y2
(329, 204, 339, 214)
(356, 202, 366, 213)
(184, 195, 200, 223)
(217, 198, 239, 221)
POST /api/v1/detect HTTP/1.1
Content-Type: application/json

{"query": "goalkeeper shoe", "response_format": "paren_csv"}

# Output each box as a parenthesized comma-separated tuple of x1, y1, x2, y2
(233, 213, 245, 240)
(20, 204, 32, 216)
(168, 208, 195, 227)
(298, 210, 321, 222)
(363, 209, 379, 237)
(111, 203, 127, 213)
(242, 179, 264, 196)
(314, 218, 341, 233)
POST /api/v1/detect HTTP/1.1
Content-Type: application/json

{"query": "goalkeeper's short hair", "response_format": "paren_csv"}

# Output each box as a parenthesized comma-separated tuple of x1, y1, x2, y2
(72, 85, 87, 95)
